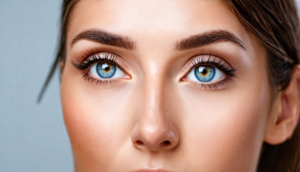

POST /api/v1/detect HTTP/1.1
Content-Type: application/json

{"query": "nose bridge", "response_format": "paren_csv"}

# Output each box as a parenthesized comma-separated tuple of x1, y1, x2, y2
(144, 73, 165, 119)
(141, 60, 167, 124)
(131, 67, 179, 151)
(141, 74, 168, 142)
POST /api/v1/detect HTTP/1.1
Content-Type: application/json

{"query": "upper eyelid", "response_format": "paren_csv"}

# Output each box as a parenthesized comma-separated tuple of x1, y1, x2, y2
(189, 55, 232, 68)
(181, 55, 237, 78)
(71, 52, 129, 73)
(85, 52, 118, 63)
(73, 52, 236, 80)
(76, 52, 118, 65)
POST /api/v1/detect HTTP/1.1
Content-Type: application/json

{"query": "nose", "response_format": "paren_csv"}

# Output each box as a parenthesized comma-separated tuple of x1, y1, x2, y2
(131, 81, 179, 151)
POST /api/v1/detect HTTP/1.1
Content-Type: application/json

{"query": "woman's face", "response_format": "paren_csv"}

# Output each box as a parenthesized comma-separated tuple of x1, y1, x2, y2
(61, 0, 273, 171)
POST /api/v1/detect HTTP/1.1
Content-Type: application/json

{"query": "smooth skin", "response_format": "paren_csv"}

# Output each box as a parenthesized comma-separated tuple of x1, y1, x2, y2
(60, 0, 300, 171)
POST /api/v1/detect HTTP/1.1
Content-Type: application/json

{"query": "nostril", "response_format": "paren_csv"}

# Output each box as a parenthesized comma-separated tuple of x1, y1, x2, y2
(136, 140, 144, 145)
(163, 140, 171, 146)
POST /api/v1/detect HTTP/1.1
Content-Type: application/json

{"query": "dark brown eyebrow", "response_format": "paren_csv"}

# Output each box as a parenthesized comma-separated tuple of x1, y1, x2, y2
(71, 29, 136, 51)
(175, 30, 246, 51)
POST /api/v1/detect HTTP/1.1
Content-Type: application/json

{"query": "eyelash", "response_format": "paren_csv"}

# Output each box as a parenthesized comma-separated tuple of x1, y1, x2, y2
(72, 52, 124, 85)
(183, 55, 237, 90)
(72, 52, 118, 70)
(72, 52, 237, 89)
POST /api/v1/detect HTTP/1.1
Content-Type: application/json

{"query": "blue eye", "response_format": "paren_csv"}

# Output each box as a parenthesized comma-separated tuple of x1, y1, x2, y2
(90, 62, 125, 79)
(187, 65, 224, 83)
(96, 63, 116, 78)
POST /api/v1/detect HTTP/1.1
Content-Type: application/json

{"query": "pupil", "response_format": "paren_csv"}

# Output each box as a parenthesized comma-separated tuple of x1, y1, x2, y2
(199, 66, 208, 75)
(201, 68, 207, 74)
(104, 66, 110, 71)
(102, 63, 111, 72)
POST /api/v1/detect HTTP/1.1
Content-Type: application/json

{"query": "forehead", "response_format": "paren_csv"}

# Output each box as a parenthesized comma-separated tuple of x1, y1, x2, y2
(67, 0, 248, 46)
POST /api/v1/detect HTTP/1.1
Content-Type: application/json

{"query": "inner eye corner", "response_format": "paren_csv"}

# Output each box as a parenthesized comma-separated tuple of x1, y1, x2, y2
(179, 75, 188, 82)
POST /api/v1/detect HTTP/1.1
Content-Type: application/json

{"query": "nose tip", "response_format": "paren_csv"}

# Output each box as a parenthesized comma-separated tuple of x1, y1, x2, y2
(131, 78, 180, 151)
(131, 122, 179, 151)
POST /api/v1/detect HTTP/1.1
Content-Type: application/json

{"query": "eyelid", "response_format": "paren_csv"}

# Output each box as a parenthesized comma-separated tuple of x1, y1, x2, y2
(71, 51, 131, 75)
(180, 54, 236, 79)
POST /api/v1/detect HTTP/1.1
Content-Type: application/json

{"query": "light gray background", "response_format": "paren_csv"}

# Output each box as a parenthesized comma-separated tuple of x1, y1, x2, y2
(0, 0, 73, 172)
(1, 1, 300, 172)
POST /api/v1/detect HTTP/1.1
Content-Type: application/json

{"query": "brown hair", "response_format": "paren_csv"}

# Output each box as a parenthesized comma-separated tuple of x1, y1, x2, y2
(39, 0, 300, 171)
(225, 1, 300, 171)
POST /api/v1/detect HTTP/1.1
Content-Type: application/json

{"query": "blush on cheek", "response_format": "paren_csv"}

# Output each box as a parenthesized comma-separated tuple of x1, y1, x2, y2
(223, 89, 271, 170)
(61, 94, 114, 170)
(178, 79, 271, 171)
(61, 76, 134, 171)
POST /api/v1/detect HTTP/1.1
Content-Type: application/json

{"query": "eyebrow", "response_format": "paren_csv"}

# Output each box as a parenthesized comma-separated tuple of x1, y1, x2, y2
(71, 29, 136, 50)
(175, 30, 246, 51)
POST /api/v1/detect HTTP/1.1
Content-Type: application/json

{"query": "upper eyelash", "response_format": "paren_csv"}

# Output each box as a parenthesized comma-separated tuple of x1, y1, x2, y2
(71, 52, 118, 71)
(188, 55, 237, 78)
(73, 52, 236, 88)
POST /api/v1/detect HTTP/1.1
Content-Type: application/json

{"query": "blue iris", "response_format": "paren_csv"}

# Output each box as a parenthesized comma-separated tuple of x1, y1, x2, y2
(194, 66, 215, 82)
(96, 63, 117, 78)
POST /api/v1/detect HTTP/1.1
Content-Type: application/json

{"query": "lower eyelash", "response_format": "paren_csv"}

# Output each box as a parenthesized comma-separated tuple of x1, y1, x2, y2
(82, 73, 117, 85)
(193, 77, 231, 90)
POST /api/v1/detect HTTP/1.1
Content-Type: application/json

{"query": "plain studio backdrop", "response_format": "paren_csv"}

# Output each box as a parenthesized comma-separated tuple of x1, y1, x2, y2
(1, 1, 300, 172)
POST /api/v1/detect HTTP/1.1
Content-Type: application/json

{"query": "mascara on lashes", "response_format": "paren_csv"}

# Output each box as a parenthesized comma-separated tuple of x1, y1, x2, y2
(71, 52, 237, 89)
(188, 55, 237, 78)
(71, 52, 118, 71)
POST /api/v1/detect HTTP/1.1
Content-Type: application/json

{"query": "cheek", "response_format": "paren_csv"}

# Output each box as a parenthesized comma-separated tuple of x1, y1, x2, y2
(60, 73, 134, 170)
(178, 81, 271, 171)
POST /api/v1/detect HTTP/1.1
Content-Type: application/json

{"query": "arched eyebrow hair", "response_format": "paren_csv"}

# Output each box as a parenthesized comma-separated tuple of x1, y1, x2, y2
(71, 29, 246, 52)
(71, 29, 136, 51)
(175, 30, 246, 51)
